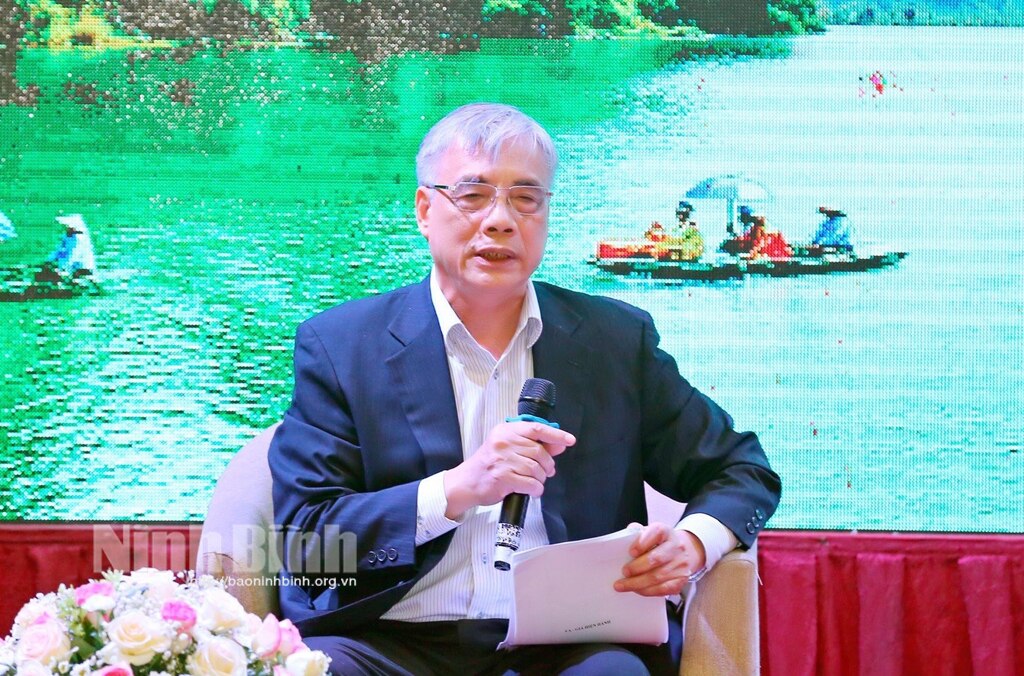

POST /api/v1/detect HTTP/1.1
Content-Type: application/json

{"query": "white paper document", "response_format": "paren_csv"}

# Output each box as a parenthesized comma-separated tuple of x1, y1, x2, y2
(499, 527, 669, 648)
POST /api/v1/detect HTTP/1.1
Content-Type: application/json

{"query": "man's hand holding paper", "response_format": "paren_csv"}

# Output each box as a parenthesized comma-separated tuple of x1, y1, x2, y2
(615, 522, 707, 597)
(499, 527, 671, 648)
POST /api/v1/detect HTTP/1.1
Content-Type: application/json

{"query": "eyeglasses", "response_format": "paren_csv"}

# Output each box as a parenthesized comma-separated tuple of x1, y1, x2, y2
(426, 182, 552, 216)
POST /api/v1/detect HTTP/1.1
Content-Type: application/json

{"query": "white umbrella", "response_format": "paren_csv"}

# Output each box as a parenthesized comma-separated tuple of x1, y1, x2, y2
(0, 210, 15, 242)
(685, 175, 771, 232)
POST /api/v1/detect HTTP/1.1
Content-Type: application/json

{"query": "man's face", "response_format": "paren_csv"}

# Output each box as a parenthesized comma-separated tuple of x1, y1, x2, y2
(415, 141, 551, 308)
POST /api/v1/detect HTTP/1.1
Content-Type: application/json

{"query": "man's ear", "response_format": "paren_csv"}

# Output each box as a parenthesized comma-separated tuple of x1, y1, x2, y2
(414, 187, 431, 239)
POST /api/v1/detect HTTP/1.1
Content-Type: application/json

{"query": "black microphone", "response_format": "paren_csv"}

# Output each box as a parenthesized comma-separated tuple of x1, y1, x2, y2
(494, 378, 558, 571)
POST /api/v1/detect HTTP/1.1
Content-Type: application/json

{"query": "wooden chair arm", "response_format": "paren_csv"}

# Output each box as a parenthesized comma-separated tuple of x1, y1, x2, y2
(680, 544, 760, 676)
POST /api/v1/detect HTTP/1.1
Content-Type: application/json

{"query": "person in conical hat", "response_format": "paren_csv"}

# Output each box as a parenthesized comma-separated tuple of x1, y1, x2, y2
(0, 210, 15, 242)
(47, 214, 96, 277)
(812, 206, 853, 251)
(667, 200, 704, 260)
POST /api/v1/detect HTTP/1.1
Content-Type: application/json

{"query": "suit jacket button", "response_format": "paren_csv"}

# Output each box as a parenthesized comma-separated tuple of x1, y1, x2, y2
(746, 523, 757, 534)
(387, 548, 398, 561)
(377, 549, 387, 563)
(367, 551, 378, 564)
(755, 508, 765, 519)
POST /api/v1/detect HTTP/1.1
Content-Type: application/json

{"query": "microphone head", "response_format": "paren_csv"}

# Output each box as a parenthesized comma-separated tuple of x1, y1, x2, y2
(518, 378, 555, 420)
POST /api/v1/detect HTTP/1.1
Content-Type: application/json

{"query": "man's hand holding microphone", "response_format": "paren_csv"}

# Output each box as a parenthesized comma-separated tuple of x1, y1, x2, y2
(442, 379, 574, 525)
(442, 377, 707, 595)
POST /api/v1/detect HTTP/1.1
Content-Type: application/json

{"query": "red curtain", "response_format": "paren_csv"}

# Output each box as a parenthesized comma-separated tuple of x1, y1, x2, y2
(759, 531, 1024, 676)
(3, 525, 1023, 674)
(1, 523, 201, 630)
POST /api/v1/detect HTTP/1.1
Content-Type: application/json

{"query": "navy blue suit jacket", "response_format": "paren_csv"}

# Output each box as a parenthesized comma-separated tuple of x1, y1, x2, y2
(269, 279, 780, 637)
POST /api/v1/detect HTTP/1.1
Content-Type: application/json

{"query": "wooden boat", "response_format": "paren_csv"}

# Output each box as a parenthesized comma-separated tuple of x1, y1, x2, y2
(589, 254, 745, 280)
(0, 267, 102, 302)
(590, 240, 907, 280)
(742, 250, 908, 277)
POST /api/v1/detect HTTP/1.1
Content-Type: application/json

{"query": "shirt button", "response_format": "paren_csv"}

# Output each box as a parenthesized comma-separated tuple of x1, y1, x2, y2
(480, 553, 488, 564)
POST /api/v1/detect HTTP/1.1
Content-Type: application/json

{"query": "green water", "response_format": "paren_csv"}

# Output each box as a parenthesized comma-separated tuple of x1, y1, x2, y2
(0, 37, 695, 519)
(2, 29, 1022, 530)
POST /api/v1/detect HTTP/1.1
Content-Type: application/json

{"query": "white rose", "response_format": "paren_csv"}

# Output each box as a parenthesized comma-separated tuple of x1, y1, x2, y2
(124, 568, 178, 602)
(13, 659, 51, 676)
(104, 610, 172, 666)
(81, 594, 116, 613)
(15, 616, 71, 667)
(189, 637, 248, 676)
(285, 649, 330, 676)
(232, 613, 262, 649)
(196, 589, 247, 633)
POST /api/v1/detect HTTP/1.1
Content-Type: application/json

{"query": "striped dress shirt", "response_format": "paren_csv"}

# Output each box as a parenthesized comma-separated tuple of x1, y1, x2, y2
(382, 272, 547, 621)
(382, 270, 737, 622)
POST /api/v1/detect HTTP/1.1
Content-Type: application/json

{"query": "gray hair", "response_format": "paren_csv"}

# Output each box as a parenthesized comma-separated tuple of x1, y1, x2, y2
(415, 103, 558, 186)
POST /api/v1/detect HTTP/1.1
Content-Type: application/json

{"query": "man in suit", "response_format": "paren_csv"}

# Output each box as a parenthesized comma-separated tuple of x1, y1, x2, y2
(269, 103, 781, 675)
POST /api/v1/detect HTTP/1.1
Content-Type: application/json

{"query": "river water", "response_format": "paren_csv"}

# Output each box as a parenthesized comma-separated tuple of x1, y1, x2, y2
(0, 27, 1021, 530)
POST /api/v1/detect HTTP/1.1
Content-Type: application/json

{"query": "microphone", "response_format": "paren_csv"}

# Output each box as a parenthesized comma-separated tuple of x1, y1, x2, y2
(494, 378, 558, 571)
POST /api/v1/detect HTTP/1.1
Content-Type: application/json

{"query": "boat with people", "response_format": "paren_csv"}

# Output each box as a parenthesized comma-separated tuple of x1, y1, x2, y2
(0, 265, 103, 302)
(0, 213, 102, 301)
(590, 244, 907, 280)
(590, 191, 908, 280)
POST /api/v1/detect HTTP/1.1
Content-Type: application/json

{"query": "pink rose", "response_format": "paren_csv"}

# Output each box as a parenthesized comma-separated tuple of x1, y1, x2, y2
(14, 614, 71, 666)
(30, 611, 54, 625)
(252, 616, 304, 659)
(74, 581, 115, 611)
(93, 662, 134, 676)
(277, 620, 303, 657)
(13, 600, 57, 631)
(252, 615, 282, 658)
(161, 599, 197, 631)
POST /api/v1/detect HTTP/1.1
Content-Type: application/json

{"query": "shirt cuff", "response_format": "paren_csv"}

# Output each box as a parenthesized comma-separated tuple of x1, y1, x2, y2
(675, 513, 740, 573)
(415, 471, 463, 546)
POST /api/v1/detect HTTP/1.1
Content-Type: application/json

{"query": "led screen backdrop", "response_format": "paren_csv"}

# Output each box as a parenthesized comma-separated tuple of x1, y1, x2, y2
(0, 0, 1021, 530)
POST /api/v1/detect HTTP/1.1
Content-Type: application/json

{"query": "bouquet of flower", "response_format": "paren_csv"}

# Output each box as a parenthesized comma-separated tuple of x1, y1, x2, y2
(0, 569, 330, 676)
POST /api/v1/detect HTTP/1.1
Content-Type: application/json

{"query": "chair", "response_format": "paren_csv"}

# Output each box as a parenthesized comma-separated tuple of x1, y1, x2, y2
(197, 426, 761, 675)
(196, 425, 282, 619)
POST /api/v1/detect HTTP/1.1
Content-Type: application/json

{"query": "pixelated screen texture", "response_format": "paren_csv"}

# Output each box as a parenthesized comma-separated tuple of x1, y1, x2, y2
(0, 1, 1021, 530)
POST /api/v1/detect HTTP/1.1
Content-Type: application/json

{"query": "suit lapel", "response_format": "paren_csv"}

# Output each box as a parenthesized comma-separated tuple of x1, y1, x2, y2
(383, 281, 594, 543)
(385, 280, 464, 477)
(533, 284, 593, 544)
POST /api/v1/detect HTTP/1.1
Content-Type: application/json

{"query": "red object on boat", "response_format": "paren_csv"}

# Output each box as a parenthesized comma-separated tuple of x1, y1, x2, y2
(597, 241, 654, 259)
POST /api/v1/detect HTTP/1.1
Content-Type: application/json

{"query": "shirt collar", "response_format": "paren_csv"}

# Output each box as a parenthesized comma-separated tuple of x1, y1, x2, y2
(429, 268, 543, 351)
